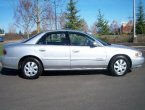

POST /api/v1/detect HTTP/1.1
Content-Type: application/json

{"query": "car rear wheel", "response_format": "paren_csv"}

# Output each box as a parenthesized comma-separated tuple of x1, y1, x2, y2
(20, 57, 43, 79)
(109, 56, 130, 76)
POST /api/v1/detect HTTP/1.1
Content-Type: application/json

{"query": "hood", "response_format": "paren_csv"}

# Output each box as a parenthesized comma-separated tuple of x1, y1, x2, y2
(109, 44, 136, 51)
(105, 44, 141, 57)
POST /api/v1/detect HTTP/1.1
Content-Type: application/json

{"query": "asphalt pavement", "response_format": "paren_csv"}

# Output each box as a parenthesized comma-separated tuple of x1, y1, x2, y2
(0, 47, 145, 110)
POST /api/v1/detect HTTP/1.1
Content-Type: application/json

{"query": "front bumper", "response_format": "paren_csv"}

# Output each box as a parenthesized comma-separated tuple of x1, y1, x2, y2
(132, 56, 145, 68)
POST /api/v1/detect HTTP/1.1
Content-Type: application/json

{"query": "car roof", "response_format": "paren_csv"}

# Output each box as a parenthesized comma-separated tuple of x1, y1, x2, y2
(44, 29, 86, 34)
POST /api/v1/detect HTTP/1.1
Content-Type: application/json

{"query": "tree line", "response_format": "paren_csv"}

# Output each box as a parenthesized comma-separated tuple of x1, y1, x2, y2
(1, 0, 145, 38)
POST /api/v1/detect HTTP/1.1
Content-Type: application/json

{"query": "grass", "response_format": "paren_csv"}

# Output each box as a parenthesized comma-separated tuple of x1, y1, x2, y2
(0, 43, 3, 56)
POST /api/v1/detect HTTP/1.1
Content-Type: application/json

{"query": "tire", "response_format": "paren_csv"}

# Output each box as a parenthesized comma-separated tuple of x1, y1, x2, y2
(109, 56, 130, 76)
(20, 57, 43, 79)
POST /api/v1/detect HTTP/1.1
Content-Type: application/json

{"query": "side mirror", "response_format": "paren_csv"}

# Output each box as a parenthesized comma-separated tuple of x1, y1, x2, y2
(90, 42, 98, 47)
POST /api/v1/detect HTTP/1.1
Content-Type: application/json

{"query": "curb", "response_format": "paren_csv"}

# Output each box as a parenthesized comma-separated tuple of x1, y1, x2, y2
(131, 46, 145, 48)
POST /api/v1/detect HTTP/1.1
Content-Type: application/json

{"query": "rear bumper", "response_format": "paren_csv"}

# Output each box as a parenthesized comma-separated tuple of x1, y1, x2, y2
(132, 56, 145, 68)
(1, 56, 19, 69)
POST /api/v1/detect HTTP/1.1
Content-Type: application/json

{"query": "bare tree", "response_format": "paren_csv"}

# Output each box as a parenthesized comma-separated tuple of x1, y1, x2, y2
(80, 19, 89, 32)
(41, 2, 55, 31)
(15, 0, 66, 36)
(58, 12, 66, 29)
(91, 22, 97, 35)
(110, 20, 119, 35)
(14, 0, 34, 38)
(8, 24, 16, 33)
(31, 0, 52, 32)
(42, 0, 66, 30)
(15, 0, 52, 34)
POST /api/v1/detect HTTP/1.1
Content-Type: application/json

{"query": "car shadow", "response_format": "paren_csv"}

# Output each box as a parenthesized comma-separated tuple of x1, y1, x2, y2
(42, 70, 112, 76)
(0, 68, 19, 76)
(0, 68, 112, 77)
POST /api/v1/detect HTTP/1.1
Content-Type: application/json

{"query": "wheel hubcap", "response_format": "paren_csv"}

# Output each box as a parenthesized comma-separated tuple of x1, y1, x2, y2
(24, 62, 38, 77)
(114, 59, 127, 75)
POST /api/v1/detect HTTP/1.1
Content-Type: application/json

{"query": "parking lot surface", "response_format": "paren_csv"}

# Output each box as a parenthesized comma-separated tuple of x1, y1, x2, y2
(0, 47, 145, 110)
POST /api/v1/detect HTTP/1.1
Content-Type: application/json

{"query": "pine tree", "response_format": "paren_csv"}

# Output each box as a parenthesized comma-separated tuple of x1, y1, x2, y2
(0, 28, 4, 34)
(136, 0, 145, 34)
(96, 10, 109, 35)
(65, 0, 82, 30)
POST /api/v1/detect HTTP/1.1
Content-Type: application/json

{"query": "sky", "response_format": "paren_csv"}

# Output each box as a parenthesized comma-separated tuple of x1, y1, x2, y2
(0, 0, 145, 33)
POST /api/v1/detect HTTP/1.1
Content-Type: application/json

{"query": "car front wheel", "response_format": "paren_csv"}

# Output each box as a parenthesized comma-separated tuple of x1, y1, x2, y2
(109, 56, 130, 76)
(20, 57, 43, 79)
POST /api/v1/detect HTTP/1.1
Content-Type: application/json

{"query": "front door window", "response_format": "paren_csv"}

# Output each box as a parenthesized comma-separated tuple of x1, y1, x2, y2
(69, 33, 93, 46)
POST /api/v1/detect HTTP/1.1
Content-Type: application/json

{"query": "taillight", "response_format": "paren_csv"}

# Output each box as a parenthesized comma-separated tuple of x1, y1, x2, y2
(3, 49, 7, 55)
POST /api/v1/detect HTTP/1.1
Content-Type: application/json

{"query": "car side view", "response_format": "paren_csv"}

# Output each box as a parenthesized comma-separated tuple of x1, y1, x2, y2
(1, 30, 145, 79)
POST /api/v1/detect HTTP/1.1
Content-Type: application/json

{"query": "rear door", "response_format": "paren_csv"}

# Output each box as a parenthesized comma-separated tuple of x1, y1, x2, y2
(36, 32, 70, 70)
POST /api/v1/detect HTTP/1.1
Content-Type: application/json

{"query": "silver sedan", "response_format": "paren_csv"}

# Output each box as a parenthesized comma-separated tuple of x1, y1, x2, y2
(1, 30, 145, 79)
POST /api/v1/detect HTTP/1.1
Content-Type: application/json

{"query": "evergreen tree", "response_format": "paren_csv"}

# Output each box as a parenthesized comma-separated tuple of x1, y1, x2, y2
(65, 0, 82, 30)
(0, 28, 4, 34)
(96, 10, 109, 35)
(136, 0, 145, 34)
(19, 30, 22, 35)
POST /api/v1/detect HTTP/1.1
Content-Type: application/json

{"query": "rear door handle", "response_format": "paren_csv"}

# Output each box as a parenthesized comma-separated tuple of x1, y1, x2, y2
(39, 49, 46, 52)
(72, 50, 80, 53)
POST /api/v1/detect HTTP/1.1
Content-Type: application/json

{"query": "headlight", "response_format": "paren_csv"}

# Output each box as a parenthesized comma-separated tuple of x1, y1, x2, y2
(135, 51, 142, 57)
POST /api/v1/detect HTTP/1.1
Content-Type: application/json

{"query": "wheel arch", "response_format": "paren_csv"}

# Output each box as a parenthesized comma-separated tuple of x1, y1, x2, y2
(18, 55, 44, 70)
(108, 54, 132, 69)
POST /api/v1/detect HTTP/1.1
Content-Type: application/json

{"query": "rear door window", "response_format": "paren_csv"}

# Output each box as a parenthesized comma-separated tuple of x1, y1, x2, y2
(37, 32, 68, 45)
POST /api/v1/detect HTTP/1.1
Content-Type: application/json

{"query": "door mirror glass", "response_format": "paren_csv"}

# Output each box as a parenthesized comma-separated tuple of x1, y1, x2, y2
(91, 42, 99, 47)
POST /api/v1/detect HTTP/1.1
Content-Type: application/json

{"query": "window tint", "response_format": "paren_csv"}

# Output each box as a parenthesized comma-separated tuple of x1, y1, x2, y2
(69, 33, 93, 46)
(38, 33, 67, 45)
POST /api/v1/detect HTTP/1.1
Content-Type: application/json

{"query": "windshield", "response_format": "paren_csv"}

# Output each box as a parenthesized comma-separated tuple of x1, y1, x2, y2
(95, 38, 111, 46)
(85, 32, 111, 46)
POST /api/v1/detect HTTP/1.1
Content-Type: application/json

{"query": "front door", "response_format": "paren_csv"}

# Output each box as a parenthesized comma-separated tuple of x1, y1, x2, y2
(69, 32, 107, 69)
